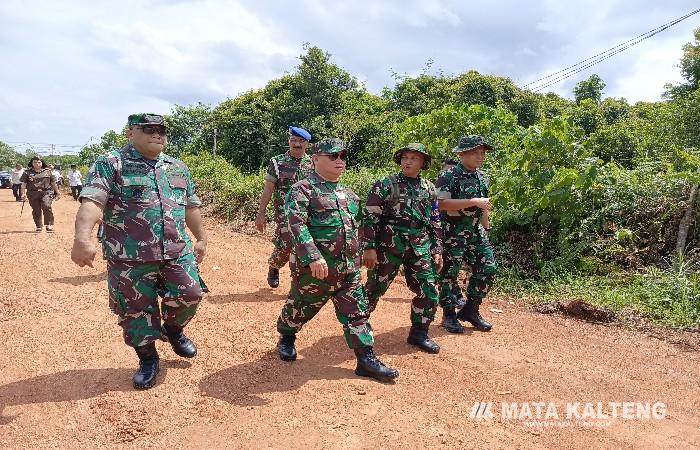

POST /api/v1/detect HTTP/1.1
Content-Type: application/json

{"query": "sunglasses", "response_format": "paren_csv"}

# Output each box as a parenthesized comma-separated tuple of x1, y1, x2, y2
(319, 152, 348, 161)
(138, 125, 167, 136)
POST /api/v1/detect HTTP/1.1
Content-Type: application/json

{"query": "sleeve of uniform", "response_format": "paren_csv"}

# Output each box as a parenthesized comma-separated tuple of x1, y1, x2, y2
(184, 166, 202, 208)
(426, 181, 443, 255)
(264, 157, 278, 184)
(361, 179, 389, 250)
(285, 183, 322, 266)
(79, 155, 115, 206)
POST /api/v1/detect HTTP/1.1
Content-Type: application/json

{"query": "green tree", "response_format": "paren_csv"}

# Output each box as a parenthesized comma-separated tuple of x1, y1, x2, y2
(0, 141, 24, 169)
(78, 130, 127, 165)
(573, 74, 606, 104)
(165, 103, 213, 156)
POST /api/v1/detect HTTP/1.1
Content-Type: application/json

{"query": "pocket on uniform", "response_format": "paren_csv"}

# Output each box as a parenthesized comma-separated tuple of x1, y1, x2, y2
(121, 176, 151, 203)
(309, 196, 342, 227)
(169, 177, 187, 205)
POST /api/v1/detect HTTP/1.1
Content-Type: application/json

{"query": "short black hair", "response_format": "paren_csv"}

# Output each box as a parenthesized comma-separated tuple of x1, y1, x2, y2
(28, 156, 46, 169)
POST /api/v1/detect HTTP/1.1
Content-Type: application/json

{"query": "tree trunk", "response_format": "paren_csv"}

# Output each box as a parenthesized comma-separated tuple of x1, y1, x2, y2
(676, 170, 700, 255)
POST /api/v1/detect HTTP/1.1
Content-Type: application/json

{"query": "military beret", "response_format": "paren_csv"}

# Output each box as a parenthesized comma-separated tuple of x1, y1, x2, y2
(452, 135, 493, 153)
(393, 142, 431, 168)
(128, 113, 165, 127)
(289, 126, 311, 141)
(312, 138, 345, 154)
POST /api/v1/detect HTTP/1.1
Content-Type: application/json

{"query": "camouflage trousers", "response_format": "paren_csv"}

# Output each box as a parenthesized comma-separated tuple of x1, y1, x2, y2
(107, 252, 203, 348)
(277, 256, 374, 349)
(268, 219, 293, 269)
(439, 224, 497, 309)
(365, 246, 439, 326)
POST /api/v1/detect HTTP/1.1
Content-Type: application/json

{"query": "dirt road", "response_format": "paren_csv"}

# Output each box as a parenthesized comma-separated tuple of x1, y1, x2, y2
(0, 188, 699, 449)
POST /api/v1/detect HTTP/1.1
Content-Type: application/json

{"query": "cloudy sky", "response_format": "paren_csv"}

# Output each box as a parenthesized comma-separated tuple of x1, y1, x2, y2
(1, 0, 698, 155)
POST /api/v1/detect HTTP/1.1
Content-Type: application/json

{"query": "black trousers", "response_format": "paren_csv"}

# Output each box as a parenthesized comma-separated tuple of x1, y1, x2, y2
(70, 185, 82, 200)
(12, 183, 22, 201)
(28, 193, 54, 228)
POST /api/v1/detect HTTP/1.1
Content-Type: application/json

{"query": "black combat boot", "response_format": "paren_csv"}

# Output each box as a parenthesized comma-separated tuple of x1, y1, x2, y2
(354, 346, 399, 382)
(162, 324, 197, 358)
(278, 334, 297, 361)
(267, 266, 280, 288)
(406, 324, 440, 354)
(454, 296, 466, 310)
(133, 343, 160, 390)
(457, 298, 493, 331)
(441, 307, 465, 334)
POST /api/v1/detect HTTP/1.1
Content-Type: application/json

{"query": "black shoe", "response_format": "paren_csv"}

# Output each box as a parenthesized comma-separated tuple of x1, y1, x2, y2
(133, 343, 160, 390)
(441, 308, 465, 333)
(457, 299, 493, 331)
(354, 346, 399, 382)
(406, 324, 440, 354)
(278, 334, 297, 361)
(161, 324, 197, 358)
(267, 267, 280, 288)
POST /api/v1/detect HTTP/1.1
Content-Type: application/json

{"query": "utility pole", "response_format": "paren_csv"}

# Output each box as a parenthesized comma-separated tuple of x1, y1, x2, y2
(213, 128, 217, 156)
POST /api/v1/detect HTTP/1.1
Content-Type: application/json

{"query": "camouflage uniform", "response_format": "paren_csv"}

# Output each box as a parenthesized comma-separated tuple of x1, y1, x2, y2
(20, 167, 57, 229)
(363, 172, 442, 326)
(264, 152, 314, 269)
(436, 158, 497, 311)
(276, 171, 373, 349)
(80, 143, 204, 347)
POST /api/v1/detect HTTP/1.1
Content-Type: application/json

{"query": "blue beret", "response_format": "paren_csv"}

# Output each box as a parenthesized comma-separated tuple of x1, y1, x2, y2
(289, 126, 311, 141)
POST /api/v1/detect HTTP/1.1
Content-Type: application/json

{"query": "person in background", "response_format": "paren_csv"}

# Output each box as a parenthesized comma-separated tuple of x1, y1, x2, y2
(68, 165, 83, 200)
(11, 164, 24, 201)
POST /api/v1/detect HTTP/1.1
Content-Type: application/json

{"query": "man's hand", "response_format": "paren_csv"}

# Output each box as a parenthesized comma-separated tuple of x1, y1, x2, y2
(309, 258, 329, 279)
(194, 240, 207, 264)
(71, 239, 96, 268)
(473, 198, 492, 211)
(363, 249, 378, 269)
(255, 211, 267, 233)
(432, 253, 443, 273)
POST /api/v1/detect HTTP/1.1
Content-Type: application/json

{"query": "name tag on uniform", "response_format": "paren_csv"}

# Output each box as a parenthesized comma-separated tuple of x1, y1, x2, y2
(335, 191, 346, 200)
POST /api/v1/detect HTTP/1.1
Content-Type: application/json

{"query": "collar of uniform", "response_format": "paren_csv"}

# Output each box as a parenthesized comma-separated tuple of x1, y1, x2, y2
(286, 151, 309, 162)
(308, 171, 339, 186)
(397, 172, 422, 183)
(456, 162, 477, 175)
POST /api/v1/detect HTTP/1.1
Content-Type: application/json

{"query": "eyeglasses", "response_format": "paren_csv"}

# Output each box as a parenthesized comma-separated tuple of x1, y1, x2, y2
(138, 125, 167, 136)
(319, 152, 347, 161)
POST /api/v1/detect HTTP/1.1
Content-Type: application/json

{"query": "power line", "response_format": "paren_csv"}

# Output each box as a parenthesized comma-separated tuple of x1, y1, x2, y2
(524, 8, 700, 92)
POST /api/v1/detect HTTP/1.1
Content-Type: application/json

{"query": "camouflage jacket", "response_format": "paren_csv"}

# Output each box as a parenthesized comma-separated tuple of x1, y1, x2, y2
(285, 172, 362, 273)
(20, 168, 56, 198)
(80, 144, 201, 262)
(264, 152, 314, 221)
(435, 163, 489, 226)
(362, 173, 442, 256)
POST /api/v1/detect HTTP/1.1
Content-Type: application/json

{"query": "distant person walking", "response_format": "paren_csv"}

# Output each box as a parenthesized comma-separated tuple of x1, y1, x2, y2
(68, 165, 83, 200)
(10, 164, 24, 201)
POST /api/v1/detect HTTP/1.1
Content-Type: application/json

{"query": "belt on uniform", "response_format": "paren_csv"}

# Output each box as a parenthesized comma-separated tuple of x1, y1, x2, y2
(443, 215, 478, 225)
(382, 218, 428, 228)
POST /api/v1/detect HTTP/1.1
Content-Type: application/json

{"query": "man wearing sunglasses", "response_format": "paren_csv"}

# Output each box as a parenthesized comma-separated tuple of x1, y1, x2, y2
(276, 138, 399, 383)
(71, 113, 208, 390)
(362, 143, 443, 354)
(256, 126, 314, 289)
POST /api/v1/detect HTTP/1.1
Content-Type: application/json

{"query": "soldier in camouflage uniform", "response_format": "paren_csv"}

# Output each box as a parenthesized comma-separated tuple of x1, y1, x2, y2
(256, 126, 314, 288)
(71, 113, 208, 390)
(362, 143, 443, 354)
(276, 138, 399, 382)
(436, 135, 497, 334)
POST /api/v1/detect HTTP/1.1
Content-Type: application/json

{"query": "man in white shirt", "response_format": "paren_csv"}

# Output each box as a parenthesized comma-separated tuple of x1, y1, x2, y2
(50, 165, 63, 189)
(68, 165, 83, 200)
(10, 164, 24, 201)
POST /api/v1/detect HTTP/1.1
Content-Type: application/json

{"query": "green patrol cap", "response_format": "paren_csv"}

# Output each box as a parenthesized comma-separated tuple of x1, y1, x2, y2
(452, 135, 493, 153)
(312, 137, 346, 154)
(393, 142, 432, 168)
(127, 113, 165, 128)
